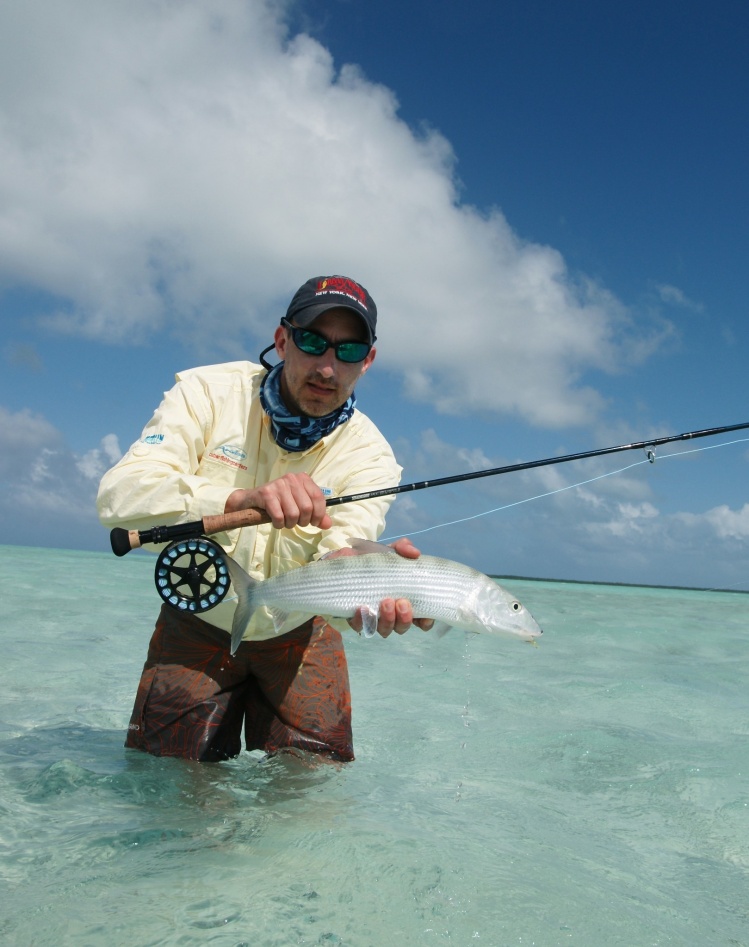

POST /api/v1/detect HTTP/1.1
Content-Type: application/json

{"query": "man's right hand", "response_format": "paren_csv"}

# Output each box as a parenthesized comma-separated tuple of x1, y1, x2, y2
(224, 473, 332, 530)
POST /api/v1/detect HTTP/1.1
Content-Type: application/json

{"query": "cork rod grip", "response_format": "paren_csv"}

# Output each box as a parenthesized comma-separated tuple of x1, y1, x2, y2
(201, 507, 272, 534)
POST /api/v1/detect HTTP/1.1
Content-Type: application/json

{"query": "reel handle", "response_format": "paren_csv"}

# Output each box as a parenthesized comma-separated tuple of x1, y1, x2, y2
(109, 506, 272, 556)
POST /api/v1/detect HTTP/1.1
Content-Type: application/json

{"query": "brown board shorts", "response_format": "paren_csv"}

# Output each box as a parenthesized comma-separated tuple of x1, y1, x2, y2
(125, 604, 354, 762)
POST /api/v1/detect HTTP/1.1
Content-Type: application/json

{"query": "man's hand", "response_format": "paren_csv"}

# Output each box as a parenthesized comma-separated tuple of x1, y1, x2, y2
(224, 473, 332, 530)
(330, 536, 435, 638)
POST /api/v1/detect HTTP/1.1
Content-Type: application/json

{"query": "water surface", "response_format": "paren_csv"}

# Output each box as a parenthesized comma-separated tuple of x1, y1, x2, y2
(1, 545, 747, 945)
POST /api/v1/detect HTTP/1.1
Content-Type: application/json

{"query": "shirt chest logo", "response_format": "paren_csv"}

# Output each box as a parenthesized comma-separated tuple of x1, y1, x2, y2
(207, 444, 249, 471)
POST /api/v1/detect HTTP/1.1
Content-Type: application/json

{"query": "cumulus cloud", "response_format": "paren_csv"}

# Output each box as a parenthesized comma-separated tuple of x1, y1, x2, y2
(76, 433, 123, 481)
(381, 427, 749, 588)
(0, 406, 62, 473)
(0, 0, 668, 429)
(681, 503, 749, 540)
(0, 406, 118, 547)
(580, 501, 660, 539)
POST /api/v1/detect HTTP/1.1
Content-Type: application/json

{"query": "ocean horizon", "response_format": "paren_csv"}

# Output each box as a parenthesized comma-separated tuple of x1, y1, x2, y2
(496, 573, 749, 595)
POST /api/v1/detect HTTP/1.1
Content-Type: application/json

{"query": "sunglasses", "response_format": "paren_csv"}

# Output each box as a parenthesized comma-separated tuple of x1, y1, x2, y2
(281, 318, 373, 364)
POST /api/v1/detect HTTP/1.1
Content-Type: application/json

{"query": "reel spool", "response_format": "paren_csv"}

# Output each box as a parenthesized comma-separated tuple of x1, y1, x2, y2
(154, 537, 231, 614)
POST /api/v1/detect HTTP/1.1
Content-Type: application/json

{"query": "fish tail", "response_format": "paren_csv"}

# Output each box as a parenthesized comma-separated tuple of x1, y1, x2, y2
(225, 553, 260, 655)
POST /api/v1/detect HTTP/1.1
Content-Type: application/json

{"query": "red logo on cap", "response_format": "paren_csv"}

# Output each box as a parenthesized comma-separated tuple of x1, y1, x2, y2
(316, 277, 367, 309)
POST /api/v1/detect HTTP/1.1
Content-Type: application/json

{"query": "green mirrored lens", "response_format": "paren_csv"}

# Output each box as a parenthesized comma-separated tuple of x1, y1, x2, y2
(336, 342, 370, 363)
(295, 330, 327, 355)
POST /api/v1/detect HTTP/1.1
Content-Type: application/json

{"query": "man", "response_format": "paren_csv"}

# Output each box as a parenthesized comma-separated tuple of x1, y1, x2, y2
(97, 275, 430, 763)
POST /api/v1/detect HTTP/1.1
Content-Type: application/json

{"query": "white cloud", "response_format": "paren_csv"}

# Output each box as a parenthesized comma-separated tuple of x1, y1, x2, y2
(76, 433, 123, 480)
(0, 406, 62, 473)
(681, 503, 749, 541)
(0, 406, 118, 526)
(655, 283, 703, 312)
(0, 0, 668, 429)
(398, 428, 493, 478)
(581, 501, 659, 539)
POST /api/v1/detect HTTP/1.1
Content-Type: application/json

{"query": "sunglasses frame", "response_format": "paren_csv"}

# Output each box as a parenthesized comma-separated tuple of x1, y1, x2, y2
(281, 317, 373, 364)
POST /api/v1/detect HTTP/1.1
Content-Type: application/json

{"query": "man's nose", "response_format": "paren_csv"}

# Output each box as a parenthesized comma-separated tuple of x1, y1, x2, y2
(316, 348, 337, 376)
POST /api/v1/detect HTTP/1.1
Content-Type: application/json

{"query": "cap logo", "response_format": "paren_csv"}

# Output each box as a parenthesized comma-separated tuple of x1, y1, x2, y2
(316, 277, 368, 310)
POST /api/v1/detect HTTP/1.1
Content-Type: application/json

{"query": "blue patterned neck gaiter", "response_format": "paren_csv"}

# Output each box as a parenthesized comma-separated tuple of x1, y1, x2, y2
(259, 363, 356, 452)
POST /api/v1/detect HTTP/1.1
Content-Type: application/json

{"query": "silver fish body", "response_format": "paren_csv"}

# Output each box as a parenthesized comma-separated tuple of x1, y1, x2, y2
(226, 540, 542, 654)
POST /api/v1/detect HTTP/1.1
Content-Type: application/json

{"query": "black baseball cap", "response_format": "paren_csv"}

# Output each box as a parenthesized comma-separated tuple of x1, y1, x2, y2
(285, 276, 377, 343)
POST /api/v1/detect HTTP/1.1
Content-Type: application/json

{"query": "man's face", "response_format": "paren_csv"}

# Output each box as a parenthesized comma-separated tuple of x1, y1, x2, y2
(274, 307, 376, 418)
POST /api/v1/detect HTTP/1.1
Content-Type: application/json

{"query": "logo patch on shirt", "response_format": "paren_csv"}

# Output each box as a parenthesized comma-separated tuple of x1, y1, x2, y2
(207, 444, 248, 471)
(219, 444, 247, 461)
(142, 433, 165, 444)
(320, 486, 333, 497)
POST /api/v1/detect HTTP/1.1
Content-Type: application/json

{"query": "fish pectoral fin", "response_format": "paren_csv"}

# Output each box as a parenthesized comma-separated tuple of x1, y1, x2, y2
(267, 606, 290, 635)
(431, 620, 454, 639)
(358, 605, 380, 638)
(347, 538, 399, 556)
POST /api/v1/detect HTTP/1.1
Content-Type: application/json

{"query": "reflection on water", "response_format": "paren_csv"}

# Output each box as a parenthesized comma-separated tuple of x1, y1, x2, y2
(1, 547, 748, 945)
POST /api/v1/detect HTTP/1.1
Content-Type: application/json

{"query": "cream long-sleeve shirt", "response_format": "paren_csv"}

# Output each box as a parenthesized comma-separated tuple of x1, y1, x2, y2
(97, 361, 401, 641)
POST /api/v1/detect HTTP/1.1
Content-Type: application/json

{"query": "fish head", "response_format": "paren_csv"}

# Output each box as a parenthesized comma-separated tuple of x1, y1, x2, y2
(469, 578, 543, 642)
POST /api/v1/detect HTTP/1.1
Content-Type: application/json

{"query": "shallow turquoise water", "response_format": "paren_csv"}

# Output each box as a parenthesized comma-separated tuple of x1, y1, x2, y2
(0, 544, 747, 946)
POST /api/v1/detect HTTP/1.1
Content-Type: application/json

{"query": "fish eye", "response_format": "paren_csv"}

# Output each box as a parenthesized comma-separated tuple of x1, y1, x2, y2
(511, 601, 521, 611)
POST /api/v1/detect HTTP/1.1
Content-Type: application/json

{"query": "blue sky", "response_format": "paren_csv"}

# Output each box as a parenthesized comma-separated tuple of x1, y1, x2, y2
(1, 0, 748, 590)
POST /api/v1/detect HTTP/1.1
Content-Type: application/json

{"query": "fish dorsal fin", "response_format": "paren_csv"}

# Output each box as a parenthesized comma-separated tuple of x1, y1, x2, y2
(347, 538, 398, 555)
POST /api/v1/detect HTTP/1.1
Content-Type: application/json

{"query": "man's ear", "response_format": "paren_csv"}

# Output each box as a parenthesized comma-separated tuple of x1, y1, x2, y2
(274, 324, 287, 359)
(359, 346, 376, 375)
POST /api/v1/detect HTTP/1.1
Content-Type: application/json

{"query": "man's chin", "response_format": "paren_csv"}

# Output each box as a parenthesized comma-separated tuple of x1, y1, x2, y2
(302, 402, 339, 418)
(300, 388, 344, 417)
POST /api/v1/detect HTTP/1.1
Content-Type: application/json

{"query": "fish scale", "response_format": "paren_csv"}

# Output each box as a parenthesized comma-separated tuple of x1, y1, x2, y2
(225, 543, 542, 653)
(254, 554, 478, 617)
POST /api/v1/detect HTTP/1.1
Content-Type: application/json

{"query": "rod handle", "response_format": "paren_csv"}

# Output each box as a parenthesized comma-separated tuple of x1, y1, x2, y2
(109, 508, 272, 557)
(110, 527, 143, 557)
(202, 507, 272, 533)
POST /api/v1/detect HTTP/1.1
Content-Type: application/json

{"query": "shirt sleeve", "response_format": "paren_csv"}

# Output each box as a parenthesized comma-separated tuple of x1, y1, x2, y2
(96, 374, 235, 530)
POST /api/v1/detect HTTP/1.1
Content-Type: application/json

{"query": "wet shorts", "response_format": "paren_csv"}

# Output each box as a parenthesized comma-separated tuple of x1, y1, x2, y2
(125, 604, 354, 762)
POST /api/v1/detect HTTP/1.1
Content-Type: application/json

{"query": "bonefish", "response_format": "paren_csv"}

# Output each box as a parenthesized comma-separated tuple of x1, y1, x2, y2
(225, 539, 542, 654)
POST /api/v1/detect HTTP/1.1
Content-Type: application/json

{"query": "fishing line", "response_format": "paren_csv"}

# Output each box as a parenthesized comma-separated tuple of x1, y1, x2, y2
(382, 437, 749, 542)
(382, 459, 648, 542)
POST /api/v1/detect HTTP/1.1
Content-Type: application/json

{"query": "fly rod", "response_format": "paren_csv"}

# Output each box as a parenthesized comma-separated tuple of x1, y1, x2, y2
(110, 420, 749, 556)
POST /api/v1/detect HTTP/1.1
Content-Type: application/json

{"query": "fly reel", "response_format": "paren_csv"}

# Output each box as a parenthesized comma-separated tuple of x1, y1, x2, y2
(154, 537, 231, 614)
